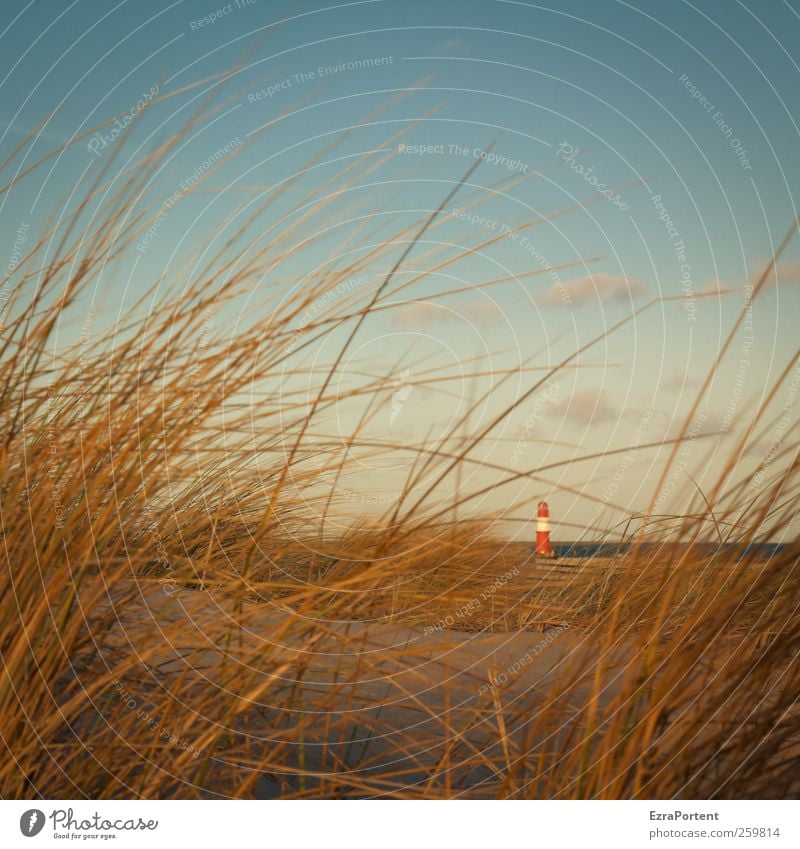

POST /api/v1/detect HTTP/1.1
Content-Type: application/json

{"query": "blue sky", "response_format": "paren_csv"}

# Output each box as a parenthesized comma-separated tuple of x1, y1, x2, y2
(2, 0, 798, 538)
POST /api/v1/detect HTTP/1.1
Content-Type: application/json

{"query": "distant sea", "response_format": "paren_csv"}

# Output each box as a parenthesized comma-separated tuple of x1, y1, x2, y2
(552, 542, 788, 560)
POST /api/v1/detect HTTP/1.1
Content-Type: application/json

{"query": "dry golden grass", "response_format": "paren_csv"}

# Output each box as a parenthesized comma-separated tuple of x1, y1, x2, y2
(1, 100, 799, 799)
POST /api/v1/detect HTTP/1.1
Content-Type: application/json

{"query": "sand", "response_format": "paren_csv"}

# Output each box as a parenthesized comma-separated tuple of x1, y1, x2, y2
(90, 579, 627, 797)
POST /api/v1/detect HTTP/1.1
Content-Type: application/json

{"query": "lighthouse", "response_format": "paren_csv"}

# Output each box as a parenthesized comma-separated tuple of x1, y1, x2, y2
(535, 501, 556, 557)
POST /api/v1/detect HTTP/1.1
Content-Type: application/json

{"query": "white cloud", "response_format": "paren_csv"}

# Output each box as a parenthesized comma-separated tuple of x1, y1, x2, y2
(751, 258, 800, 289)
(389, 298, 503, 330)
(695, 279, 734, 297)
(537, 272, 646, 308)
(661, 371, 701, 393)
(551, 389, 618, 426)
(390, 302, 441, 330)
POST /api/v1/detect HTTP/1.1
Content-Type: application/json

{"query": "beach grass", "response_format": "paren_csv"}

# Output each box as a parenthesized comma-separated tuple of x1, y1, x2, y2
(1, 102, 799, 799)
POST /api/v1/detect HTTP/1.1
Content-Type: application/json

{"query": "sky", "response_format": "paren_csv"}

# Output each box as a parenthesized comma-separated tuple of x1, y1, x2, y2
(1, 0, 799, 540)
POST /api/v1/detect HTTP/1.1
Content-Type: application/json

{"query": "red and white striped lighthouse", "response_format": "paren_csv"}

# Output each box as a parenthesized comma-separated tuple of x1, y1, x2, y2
(535, 501, 555, 557)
